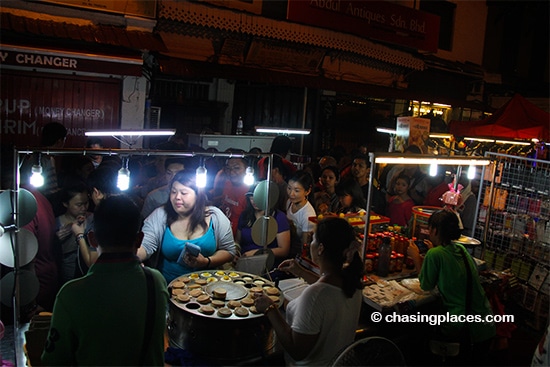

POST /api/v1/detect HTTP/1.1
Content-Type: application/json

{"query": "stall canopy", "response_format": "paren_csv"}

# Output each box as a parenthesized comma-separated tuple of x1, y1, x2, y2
(449, 94, 550, 141)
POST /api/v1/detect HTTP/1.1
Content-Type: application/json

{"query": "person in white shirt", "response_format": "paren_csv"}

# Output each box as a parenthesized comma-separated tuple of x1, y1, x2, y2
(254, 217, 363, 366)
(286, 170, 316, 257)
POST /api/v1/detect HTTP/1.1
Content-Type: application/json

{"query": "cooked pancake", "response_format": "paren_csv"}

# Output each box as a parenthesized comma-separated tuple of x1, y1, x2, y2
(197, 294, 211, 304)
(195, 278, 207, 286)
(217, 307, 233, 318)
(172, 288, 186, 296)
(189, 289, 203, 298)
(265, 287, 280, 296)
(179, 276, 191, 283)
(249, 306, 261, 314)
(212, 288, 227, 300)
(240, 297, 254, 307)
(172, 281, 185, 289)
(268, 296, 280, 303)
(188, 284, 202, 290)
(176, 294, 191, 303)
(227, 300, 241, 309)
(234, 307, 249, 317)
(211, 300, 225, 308)
(200, 305, 215, 315)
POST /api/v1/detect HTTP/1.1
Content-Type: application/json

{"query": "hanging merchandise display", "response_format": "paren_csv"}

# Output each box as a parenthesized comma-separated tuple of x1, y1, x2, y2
(476, 152, 550, 331)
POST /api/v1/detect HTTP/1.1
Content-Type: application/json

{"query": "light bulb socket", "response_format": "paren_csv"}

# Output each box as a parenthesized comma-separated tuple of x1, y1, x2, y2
(244, 166, 255, 186)
(467, 165, 476, 180)
(30, 164, 44, 187)
(429, 163, 438, 177)
(196, 166, 208, 188)
(31, 165, 43, 174)
(117, 167, 130, 191)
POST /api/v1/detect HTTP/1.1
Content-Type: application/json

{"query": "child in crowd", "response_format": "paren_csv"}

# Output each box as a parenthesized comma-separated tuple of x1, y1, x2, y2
(386, 174, 415, 227)
(54, 183, 93, 284)
(313, 166, 340, 215)
(335, 179, 366, 214)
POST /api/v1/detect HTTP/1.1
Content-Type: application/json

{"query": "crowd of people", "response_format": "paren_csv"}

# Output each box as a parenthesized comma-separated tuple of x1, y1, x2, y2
(6, 122, 495, 365)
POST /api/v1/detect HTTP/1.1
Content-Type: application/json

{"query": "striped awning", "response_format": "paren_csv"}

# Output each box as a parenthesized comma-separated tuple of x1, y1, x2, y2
(158, 0, 425, 71)
(0, 11, 166, 53)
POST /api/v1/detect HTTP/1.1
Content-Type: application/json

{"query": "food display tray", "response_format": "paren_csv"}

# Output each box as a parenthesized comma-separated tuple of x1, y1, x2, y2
(168, 270, 283, 320)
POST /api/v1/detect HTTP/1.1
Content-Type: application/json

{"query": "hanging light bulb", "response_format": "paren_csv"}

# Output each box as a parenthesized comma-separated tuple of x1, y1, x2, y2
(429, 163, 438, 177)
(30, 164, 44, 187)
(196, 165, 207, 188)
(243, 166, 255, 186)
(467, 165, 476, 180)
(117, 158, 130, 191)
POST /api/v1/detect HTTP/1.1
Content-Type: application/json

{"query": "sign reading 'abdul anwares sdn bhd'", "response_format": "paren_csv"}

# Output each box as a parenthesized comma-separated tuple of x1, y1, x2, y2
(287, 0, 440, 53)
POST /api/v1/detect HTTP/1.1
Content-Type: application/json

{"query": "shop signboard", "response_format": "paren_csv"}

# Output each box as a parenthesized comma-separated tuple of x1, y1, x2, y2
(0, 45, 142, 76)
(0, 71, 121, 150)
(395, 117, 431, 153)
(287, 0, 440, 53)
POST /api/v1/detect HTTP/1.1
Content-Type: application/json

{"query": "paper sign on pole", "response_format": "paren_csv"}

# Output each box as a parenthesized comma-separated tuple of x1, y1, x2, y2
(395, 117, 431, 153)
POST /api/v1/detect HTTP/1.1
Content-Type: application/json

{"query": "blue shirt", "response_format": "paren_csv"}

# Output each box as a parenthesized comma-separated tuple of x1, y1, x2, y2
(238, 210, 290, 254)
(160, 220, 216, 283)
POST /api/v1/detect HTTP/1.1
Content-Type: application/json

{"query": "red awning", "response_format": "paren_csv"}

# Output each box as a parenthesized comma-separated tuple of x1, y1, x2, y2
(449, 94, 550, 140)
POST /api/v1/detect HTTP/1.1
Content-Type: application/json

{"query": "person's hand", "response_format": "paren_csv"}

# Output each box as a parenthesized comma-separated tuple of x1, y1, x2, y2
(56, 223, 73, 241)
(231, 253, 239, 267)
(407, 242, 420, 259)
(243, 249, 257, 258)
(278, 258, 301, 276)
(184, 252, 205, 268)
(71, 217, 85, 237)
(254, 294, 274, 314)
(423, 239, 434, 249)
(407, 242, 423, 272)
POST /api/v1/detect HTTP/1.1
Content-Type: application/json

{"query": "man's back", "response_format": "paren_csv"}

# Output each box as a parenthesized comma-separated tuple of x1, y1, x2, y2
(42, 254, 168, 366)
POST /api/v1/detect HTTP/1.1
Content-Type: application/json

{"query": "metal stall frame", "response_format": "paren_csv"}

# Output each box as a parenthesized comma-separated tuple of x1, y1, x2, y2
(9, 147, 274, 366)
(364, 152, 493, 259)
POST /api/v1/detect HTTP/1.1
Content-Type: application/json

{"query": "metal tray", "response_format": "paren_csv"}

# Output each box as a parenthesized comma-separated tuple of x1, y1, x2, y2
(169, 270, 283, 320)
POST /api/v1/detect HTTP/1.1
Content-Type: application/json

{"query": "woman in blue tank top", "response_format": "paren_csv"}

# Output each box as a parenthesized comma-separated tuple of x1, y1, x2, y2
(139, 171, 236, 283)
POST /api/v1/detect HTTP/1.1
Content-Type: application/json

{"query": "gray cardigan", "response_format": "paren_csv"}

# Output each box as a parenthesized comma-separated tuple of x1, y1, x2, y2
(141, 206, 236, 268)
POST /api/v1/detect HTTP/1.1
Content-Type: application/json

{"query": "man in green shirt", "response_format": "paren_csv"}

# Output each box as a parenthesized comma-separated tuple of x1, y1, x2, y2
(42, 195, 169, 366)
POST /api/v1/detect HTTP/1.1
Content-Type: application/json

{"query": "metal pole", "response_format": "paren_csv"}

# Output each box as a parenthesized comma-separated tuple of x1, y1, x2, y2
(300, 87, 308, 156)
(262, 154, 273, 249)
(362, 152, 376, 260)
(16, 147, 275, 160)
(12, 147, 21, 367)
